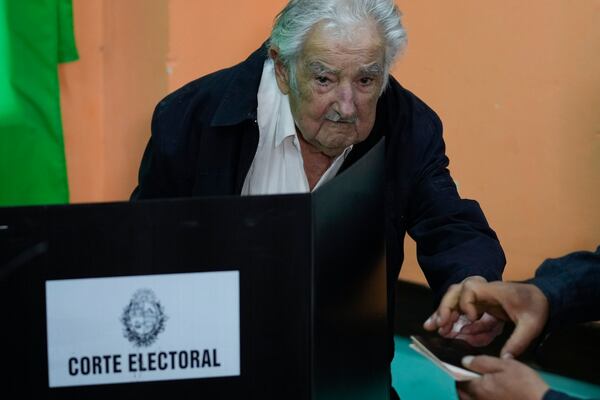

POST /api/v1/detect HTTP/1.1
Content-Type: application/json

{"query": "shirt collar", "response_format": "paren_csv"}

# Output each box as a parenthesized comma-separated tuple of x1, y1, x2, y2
(256, 59, 297, 148)
(275, 96, 297, 148)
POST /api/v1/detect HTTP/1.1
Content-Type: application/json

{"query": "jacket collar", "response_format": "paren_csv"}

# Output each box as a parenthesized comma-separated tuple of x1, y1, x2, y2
(211, 44, 269, 127)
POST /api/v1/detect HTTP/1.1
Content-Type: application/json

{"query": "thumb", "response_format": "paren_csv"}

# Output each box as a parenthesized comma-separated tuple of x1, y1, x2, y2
(462, 355, 506, 374)
(500, 317, 541, 358)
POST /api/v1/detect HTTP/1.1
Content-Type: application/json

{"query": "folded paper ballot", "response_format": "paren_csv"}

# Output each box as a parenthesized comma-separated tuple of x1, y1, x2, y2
(409, 335, 481, 381)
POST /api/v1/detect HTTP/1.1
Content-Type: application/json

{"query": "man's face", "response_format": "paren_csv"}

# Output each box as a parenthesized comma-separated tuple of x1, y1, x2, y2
(274, 21, 385, 157)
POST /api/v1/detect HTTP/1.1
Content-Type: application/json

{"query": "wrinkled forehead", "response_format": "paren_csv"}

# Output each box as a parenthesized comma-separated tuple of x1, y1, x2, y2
(306, 60, 384, 78)
(299, 20, 385, 73)
(322, 15, 383, 40)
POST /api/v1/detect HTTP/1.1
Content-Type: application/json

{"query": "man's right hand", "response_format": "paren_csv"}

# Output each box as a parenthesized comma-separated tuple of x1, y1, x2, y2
(424, 280, 550, 358)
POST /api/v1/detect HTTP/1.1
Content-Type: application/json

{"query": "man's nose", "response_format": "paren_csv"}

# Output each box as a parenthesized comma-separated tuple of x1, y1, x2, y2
(336, 84, 357, 118)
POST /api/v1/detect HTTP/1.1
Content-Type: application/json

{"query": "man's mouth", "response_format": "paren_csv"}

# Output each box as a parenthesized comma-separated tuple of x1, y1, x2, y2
(325, 110, 357, 124)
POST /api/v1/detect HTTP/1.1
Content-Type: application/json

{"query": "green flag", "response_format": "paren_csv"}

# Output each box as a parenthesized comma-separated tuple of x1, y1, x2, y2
(0, 0, 78, 206)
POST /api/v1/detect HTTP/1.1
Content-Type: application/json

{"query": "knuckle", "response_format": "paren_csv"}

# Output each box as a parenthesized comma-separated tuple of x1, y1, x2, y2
(448, 283, 460, 292)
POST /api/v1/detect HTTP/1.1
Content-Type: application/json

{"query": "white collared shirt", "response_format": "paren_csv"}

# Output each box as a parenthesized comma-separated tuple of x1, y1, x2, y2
(241, 59, 352, 196)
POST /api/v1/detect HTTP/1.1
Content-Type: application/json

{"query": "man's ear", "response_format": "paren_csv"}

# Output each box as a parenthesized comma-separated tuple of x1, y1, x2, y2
(269, 47, 291, 95)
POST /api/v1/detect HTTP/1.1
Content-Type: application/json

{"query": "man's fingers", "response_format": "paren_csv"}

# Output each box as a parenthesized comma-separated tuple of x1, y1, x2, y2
(458, 312, 503, 334)
(423, 313, 437, 331)
(462, 355, 507, 374)
(458, 285, 481, 322)
(438, 311, 461, 337)
(457, 313, 493, 334)
(424, 285, 462, 331)
(455, 330, 498, 347)
(439, 276, 488, 326)
(452, 313, 504, 346)
(455, 319, 503, 347)
(437, 283, 462, 326)
(425, 276, 498, 334)
(500, 317, 541, 358)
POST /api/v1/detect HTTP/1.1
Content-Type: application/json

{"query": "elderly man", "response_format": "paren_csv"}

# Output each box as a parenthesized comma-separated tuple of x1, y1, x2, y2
(132, 0, 505, 397)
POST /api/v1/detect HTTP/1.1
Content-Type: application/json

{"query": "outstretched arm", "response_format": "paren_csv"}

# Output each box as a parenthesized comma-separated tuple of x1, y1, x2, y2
(402, 94, 505, 346)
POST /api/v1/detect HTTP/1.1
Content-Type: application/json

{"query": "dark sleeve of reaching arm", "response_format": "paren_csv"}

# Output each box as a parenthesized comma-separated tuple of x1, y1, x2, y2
(543, 389, 589, 400)
(405, 98, 506, 302)
(528, 246, 600, 332)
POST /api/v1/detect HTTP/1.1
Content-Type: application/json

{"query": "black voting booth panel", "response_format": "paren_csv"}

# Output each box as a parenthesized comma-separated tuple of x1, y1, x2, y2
(0, 140, 386, 399)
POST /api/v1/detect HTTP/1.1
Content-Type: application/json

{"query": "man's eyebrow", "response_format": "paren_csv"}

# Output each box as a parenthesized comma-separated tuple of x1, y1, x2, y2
(307, 61, 338, 75)
(359, 63, 383, 76)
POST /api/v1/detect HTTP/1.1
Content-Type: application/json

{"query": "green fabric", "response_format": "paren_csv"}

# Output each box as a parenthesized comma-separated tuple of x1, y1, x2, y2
(392, 336, 600, 399)
(0, 0, 78, 206)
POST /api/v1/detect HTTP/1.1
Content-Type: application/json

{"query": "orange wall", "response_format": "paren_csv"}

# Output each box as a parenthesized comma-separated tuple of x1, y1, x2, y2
(167, 0, 288, 92)
(395, 1, 600, 282)
(60, 0, 600, 283)
(61, 0, 168, 203)
(59, 0, 105, 201)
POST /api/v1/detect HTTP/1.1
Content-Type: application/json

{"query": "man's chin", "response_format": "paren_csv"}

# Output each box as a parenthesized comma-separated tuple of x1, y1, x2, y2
(324, 122, 357, 134)
(326, 140, 361, 156)
(304, 133, 358, 157)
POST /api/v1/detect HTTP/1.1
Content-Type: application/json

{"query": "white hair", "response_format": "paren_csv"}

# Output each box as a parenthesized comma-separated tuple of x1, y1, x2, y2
(269, 0, 407, 94)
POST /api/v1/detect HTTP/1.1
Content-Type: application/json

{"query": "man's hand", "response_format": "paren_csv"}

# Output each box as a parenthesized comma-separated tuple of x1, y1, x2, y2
(424, 277, 550, 357)
(424, 276, 504, 347)
(456, 355, 549, 400)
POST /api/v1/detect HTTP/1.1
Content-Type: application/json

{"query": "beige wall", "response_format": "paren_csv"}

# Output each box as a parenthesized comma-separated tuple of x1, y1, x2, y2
(60, 0, 600, 283)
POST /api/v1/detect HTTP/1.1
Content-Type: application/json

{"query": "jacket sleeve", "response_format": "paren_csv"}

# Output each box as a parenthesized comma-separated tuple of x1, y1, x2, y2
(130, 135, 169, 200)
(543, 389, 588, 400)
(404, 97, 505, 302)
(528, 246, 600, 331)
(131, 91, 196, 200)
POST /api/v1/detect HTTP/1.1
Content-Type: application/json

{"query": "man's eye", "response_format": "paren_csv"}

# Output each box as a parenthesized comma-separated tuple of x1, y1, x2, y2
(315, 76, 330, 86)
(359, 77, 374, 86)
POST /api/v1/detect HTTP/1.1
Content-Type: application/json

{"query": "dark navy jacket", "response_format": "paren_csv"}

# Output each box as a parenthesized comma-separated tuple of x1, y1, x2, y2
(533, 246, 600, 400)
(531, 245, 600, 332)
(132, 44, 505, 315)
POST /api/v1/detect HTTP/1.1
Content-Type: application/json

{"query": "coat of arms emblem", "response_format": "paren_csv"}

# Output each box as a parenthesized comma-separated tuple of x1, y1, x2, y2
(121, 289, 167, 347)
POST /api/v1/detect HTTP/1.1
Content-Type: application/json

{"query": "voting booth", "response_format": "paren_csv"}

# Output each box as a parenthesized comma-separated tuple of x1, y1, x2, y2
(0, 141, 388, 399)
